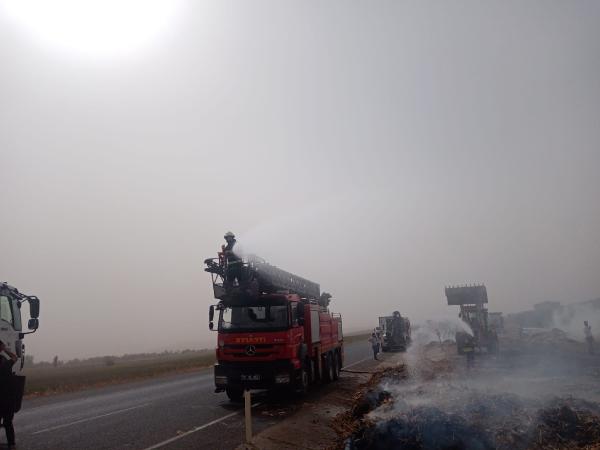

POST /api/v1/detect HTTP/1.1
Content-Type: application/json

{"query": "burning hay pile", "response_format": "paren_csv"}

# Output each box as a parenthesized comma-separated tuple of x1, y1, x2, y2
(336, 342, 600, 450)
(331, 365, 408, 440)
(501, 328, 585, 356)
(351, 392, 600, 450)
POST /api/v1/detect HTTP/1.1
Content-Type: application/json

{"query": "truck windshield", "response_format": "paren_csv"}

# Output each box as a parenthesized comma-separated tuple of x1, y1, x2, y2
(0, 296, 15, 328)
(0, 295, 23, 331)
(219, 304, 289, 332)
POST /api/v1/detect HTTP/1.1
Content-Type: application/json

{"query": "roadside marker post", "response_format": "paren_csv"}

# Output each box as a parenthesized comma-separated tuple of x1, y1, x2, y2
(244, 390, 253, 444)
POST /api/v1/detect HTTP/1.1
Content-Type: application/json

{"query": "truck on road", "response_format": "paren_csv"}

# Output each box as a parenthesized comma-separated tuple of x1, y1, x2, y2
(205, 252, 343, 401)
(379, 312, 411, 352)
(0, 282, 40, 409)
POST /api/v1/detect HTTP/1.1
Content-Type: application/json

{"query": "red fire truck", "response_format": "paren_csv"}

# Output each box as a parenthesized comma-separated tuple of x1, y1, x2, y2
(205, 253, 343, 401)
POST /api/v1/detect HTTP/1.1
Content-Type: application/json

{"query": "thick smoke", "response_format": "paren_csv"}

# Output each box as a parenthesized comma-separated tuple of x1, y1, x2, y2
(347, 321, 600, 450)
(553, 302, 600, 341)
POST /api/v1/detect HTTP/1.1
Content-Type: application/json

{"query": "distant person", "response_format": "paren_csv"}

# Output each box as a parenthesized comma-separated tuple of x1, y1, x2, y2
(222, 231, 243, 286)
(0, 340, 18, 448)
(374, 328, 381, 341)
(369, 332, 380, 360)
(375, 329, 382, 351)
(584, 321, 594, 354)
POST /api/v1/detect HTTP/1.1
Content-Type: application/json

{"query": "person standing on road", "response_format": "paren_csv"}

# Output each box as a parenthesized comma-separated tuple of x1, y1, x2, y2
(0, 340, 18, 448)
(369, 332, 380, 360)
(584, 321, 594, 354)
(374, 328, 382, 342)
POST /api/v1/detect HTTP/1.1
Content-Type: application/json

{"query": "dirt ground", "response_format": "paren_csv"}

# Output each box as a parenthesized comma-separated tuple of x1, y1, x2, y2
(237, 352, 404, 450)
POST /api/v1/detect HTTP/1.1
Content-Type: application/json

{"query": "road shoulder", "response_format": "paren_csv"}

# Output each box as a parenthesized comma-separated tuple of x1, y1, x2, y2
(238, 352, 403, 450)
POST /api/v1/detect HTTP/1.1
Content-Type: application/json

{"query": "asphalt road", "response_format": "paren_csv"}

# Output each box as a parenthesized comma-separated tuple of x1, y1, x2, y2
(11, 340, 372, 450)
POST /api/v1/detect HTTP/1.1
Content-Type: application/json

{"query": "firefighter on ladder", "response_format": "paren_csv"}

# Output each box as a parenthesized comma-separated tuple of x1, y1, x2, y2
(222, 231, 243, 287)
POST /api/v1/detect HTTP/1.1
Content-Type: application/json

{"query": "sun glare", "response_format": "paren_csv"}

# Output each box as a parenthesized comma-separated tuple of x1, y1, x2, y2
(1, 0, 181, 58)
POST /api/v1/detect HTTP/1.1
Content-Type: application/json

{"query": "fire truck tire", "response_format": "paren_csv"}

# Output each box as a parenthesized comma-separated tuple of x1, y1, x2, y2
(332, 352, 340, 381)
(295, 368, 309, 395)
(323, 353, 334, 382)
(309, 359, 317, 383)
(226, 387, 244, 402)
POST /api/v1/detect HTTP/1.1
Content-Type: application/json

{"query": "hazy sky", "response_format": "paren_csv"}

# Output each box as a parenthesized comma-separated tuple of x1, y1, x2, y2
(1, 1, 599, 360)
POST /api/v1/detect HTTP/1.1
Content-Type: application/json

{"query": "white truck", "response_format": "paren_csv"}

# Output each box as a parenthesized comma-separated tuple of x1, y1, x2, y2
(1, 282, 40, 407)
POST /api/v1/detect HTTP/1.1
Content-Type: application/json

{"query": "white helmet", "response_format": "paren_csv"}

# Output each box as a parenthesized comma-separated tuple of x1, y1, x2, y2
(224, 231, 235, 239)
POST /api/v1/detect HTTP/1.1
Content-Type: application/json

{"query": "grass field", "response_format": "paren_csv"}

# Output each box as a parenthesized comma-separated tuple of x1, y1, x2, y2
(24, 332, 370, 397)
(24, 350, 215, 396)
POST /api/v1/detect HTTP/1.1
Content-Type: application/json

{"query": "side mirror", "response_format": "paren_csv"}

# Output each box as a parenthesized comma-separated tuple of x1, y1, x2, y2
(209, 305, 215, 322)
(209, 321, 214, 331)
(28, 296, 40, 319)
(28, 318, 39, 330)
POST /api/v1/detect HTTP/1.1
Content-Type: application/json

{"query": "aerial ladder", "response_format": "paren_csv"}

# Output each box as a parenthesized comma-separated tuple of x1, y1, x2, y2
(204, 254, 329, 306)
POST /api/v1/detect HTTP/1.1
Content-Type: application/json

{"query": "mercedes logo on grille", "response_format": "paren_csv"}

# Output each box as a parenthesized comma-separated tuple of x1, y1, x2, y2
(245, 345, 256, 356)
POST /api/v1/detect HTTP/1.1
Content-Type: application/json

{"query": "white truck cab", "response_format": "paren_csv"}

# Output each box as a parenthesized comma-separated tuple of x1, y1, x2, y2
(0, 282, 40, 375)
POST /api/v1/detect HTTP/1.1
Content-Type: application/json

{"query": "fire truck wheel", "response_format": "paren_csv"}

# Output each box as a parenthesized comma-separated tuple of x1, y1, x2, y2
(295, 368, 309, 395)
(323, 353, 334, 382)
(332, 352, 340, 381)
(226, 387, 244, 402)
(309, 359, 317, 383)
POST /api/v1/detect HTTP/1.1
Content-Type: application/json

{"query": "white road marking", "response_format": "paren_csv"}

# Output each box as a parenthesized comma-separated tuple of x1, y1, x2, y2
(141, 402, 261, 450)
(342, 356, 373, 370)
(31, 403, 151, 435)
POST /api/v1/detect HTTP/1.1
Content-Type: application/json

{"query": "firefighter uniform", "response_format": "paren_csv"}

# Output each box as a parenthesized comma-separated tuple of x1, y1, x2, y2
(223, 232, 243, 286)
